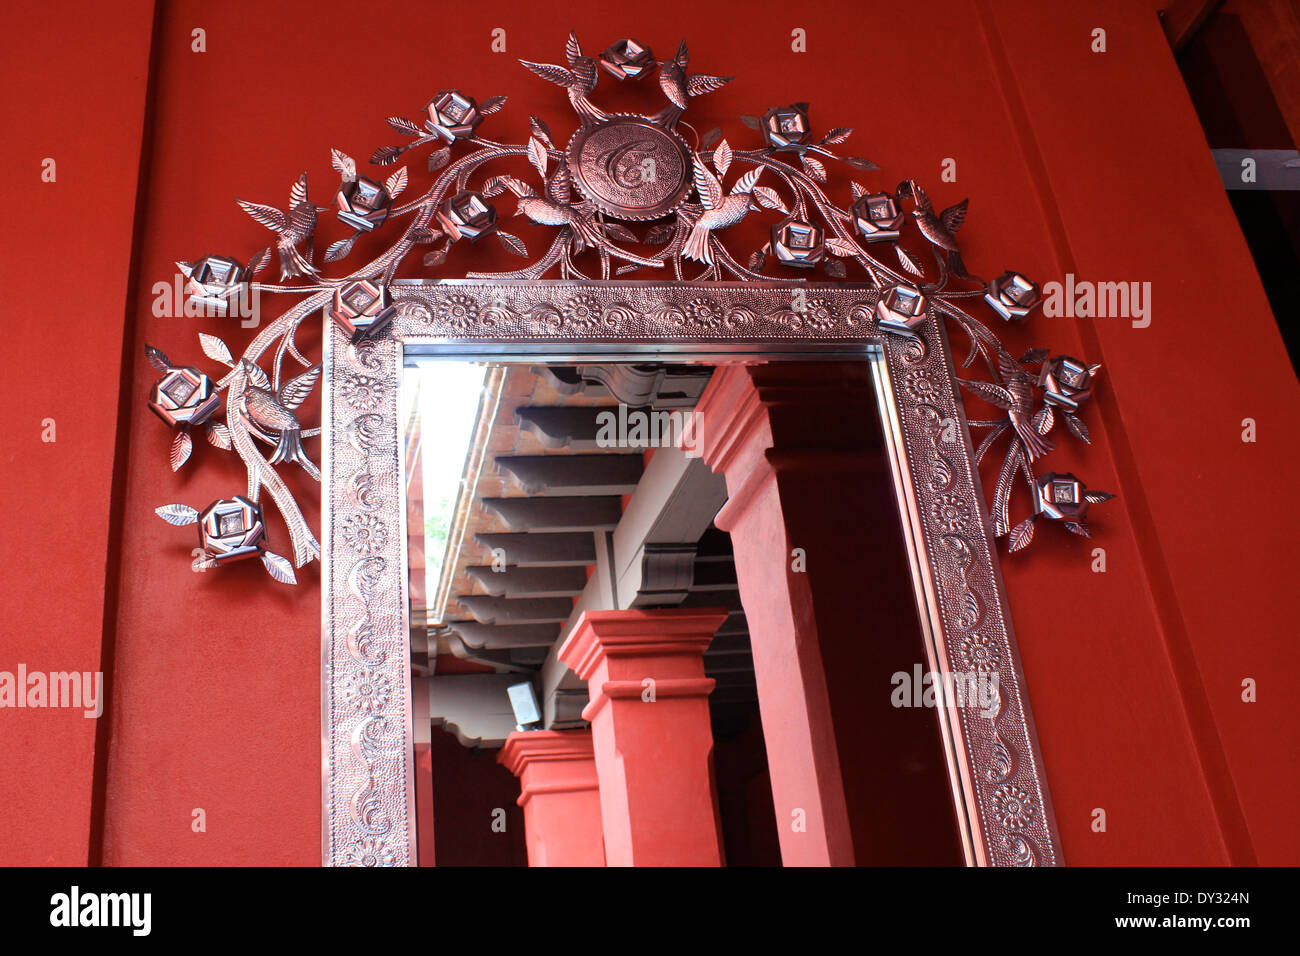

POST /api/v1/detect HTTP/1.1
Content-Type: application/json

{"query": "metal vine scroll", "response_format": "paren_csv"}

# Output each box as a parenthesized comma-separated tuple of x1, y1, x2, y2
(141, 30, 1112, 866)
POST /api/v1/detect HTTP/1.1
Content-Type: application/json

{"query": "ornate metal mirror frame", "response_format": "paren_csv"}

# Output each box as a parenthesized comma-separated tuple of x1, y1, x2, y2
(321, 279, 1057, 867)
(143, 30, 1114, 868)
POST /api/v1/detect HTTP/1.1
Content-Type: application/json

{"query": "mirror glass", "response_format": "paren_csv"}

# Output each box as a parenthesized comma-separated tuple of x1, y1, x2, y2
(401, 356, 968, 866)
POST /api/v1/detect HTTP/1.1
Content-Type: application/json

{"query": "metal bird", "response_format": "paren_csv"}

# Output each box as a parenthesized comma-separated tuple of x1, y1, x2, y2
(960, 351, 1055, 462)
(904, 180, 975, 281)
(683, 163, 762, 264)
(236, 174, 324, 280)
(511, 165, 664, 269)
(654, 40, 733, 130)
(242, 361, 322, 479)
(519, 31, 606, 127)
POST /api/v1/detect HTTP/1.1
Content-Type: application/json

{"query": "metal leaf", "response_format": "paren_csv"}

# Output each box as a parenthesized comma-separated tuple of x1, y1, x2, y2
(427, 147, 451, 173)
(822, 257, 846, 278)
(739, 114, 761, 130)
(645, 223, 676, 245)
(1063, 412, 1091, 444)
(1063, 521, 1091, 538)
(249, 246, 272, 275)
(895, 244, 926, 277)
(206, 423, 232, 450)
(713, 139, 732, 177)
(528, 115, 553, 148)
(821, 126, 853, 144)
(199, 333, 233, 366)
(1008, 516, 1037, 552)
(156, 503, 199, 526)
(751, 186, 786, 212)
(409, 228, 442, 244)
(261, 550, 298, 585)
(386, 116, 421, 136)
(1083, 490, 1115, 504)
(325, 235, 357, 263)
(800, 154, 827, 182)
(850, 181, 865, 200)
(497, 230, 528, 257)
(992, 443, 1022, 536)
(748, 249, 767, 271)
(825, 237, 857, 257)
(145, 344, 171, 372)
(615, 264, 642, 275)
(479, 95, 507, 115)
(423, 243, 449, 268)
(1034, 404, 1055, 435)
(288, 174, 309, 209)
(192, 551, 219, 572)
(842, 156, 879, 171)
(700, 127, 722, 149)
(602, 221, 639, 243)
(384, 166, 408, 199)
(370, 145, 403, 166)
(528, 137, 548, 178)
(169, 431, 193, 472)
(331, 148, 357, 182)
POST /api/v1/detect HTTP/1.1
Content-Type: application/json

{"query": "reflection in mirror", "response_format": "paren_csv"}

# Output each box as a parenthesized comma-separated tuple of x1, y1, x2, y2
(402, 358, 967, 866)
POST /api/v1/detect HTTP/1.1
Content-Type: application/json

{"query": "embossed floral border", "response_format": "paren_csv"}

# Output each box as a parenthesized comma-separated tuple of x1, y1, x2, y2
(320, 280, 1061, 867)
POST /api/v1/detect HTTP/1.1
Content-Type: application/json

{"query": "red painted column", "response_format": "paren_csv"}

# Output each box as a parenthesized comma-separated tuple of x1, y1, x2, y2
(498, 730, 605, 867)
(693, 363, 936, 867)
(558, 609, 727, 867)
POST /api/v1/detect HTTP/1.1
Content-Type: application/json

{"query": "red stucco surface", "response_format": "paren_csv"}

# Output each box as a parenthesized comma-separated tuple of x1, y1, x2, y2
(0, 0, 1294, 865)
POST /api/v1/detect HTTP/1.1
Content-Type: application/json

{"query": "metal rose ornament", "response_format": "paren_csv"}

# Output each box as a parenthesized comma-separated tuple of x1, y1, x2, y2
(147, 364, 220, 429)
(436, 190, 497, 242)
(985, 271, 1043, 322)
(851, 192, 905, 243)
(178, 255, 251, 314)
(876, 286, 929, 337)
(425, 90, 482, 142)
(600, 39, 655, 80)
(761, 103, 812, 149)
(770, 218, 825, 268)
(1005, 472, 1115, 550)
(331, 280, 396, 342)
(154, 498, 299, 583)
(1039, 355, 1101, 411)
(336, 176, 392, 232)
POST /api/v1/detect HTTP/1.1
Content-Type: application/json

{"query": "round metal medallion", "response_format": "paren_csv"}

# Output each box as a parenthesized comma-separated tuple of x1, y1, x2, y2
(566, 116, 694, 221)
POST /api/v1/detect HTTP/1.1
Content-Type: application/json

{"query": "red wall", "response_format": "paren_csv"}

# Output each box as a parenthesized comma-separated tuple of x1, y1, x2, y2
(1, 0, 1295, 865)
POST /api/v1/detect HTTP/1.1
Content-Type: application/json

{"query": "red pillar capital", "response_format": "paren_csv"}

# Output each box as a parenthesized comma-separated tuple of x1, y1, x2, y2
(558, 608, 728, 867)
(498, 729, 605, 867)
